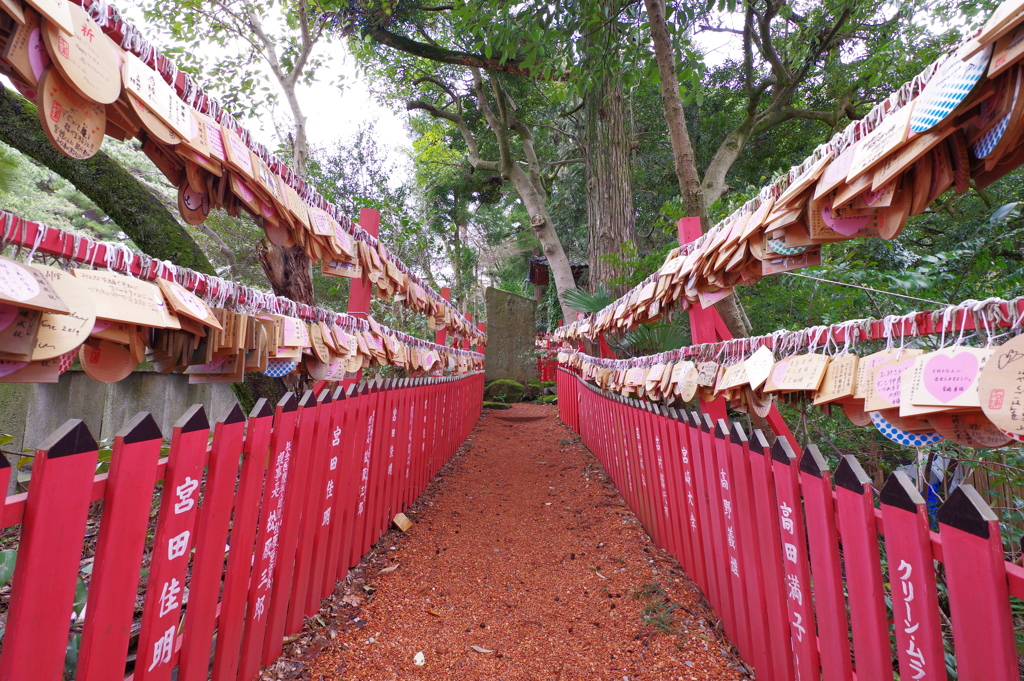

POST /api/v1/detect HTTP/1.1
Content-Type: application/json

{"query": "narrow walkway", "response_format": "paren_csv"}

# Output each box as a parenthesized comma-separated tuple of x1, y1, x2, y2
(298, 403, 747, 681)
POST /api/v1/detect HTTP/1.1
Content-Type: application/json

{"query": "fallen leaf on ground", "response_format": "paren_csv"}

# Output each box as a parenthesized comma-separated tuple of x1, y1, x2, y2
(379, 564, 399, 574)
(470, 645, 493, 654)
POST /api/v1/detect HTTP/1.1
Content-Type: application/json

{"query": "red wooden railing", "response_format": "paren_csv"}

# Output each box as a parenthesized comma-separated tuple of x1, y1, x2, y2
(0, 373, 483, 681)
(556, 366, 1024, 681)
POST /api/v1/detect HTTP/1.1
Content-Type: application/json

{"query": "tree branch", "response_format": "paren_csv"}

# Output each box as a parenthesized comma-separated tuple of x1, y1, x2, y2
(405, 98, 500, 173)
(365, 25, 540, 77)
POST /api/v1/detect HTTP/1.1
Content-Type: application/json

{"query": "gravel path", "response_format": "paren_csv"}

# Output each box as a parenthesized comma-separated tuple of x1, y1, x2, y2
(300, 402, 748, 681)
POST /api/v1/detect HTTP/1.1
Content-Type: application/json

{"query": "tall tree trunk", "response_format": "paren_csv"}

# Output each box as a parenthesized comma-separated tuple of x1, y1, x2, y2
(256, 240, 315, 305)
(643, 0, 752, 337)
(584, 76, 636, 297)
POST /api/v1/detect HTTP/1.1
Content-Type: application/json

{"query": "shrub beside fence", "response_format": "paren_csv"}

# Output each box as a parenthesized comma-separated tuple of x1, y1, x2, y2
(557, 366, 1024, 680)
(0, 373, 483, 681)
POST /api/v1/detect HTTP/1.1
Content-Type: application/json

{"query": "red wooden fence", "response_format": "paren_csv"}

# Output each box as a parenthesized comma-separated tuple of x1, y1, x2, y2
(0, 372, 483, 681)
(556, 366, 1024, 681)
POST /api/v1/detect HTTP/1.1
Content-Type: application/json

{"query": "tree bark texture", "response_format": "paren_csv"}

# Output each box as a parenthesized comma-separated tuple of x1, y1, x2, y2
(642, 0, 752, 337)
(407, 70, 580, 323)
(583, 76, 636, 297)
(0, 85, 216, 275)
(256, 239, 316, 306)
(642, 0, 708, 227)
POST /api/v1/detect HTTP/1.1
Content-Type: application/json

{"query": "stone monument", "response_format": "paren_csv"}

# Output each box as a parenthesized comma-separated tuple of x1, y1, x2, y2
(484, 287, 537, 384)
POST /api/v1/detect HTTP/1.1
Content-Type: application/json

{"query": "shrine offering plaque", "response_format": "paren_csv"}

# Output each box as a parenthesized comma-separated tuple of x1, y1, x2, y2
(910, 42, 992, 133)
(177, 181, 210, 225)
(31, 264, 95, 360)
(23, 0, 71, 35)
(978, 333, 1024, 438)
(122, 52, 196, 140)
(72, 269, 180, 329)
(156, 278, 222, 330)
(847, 103, 915, 182)
(42, 3, 119, 104)
(0, 255, 69, 313)
(79, 338, 135, 382)
(0, 305, 41, 361)
(0, 0, 25, 23)
(1, 7, 49, 86)
(37, 66, 104, 159)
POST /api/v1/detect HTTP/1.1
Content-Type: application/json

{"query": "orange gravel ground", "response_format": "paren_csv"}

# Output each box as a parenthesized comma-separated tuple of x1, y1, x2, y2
(298, 402, 749, 681)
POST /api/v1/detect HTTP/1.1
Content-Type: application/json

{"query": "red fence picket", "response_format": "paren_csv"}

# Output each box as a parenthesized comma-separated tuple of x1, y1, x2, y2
(561, 368, 1024, 681)
(0, 371, 483, 681)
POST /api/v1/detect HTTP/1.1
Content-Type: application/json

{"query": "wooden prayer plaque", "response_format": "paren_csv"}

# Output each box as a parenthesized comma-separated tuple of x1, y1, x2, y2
(31, 264, 94, 360)
(847, 102, 915, 182)
(37, 66, 105, 159)
(1, 6, 46, 86)
(0, 305, 41, 361)
(156, 278, 222, 330)
(122, 52, 196, 139)
(42, 3, 119, 104)
(23, 0, 71, 35)
(0, 255, 69, 313)
(72, 269, 180, 329)
(79, 338, 136, 382)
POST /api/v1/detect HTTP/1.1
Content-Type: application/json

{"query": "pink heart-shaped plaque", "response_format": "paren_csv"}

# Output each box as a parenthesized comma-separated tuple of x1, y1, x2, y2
(771, 360, 790, 386)
(822, 202, 871, 237)
(923, 352, 978, 403)
(874, 359, 916, 404)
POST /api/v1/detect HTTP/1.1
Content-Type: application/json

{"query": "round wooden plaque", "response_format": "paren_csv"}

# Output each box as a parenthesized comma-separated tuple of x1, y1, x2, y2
(37, 66, 105, 160)
(178, 181, 210, 225)
(304, 356, 330, 380)
(42, 3, 121, 104)
(31, 264, 96, 360)
(978, 332, 1024, 438)
(877, 178, 911, 240)
(126, 93, 179, 146)
(840, 398, 872, 426)
(79, 339, 136, 383)
(263, 217, 295, 247)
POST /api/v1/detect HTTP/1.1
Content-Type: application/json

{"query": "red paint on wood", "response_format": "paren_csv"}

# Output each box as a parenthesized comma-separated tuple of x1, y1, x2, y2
(135, 406, 210, 681)
(210, 401, 274, 681)
(0, 420, 98, 681)
(178, 407, 246, 681)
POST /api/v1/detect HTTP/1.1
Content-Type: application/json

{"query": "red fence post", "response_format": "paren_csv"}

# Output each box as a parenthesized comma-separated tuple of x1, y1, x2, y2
(211, 399, 275, 681)
(937, 485, 1018, 680)
(880, 471, 945, 681)
(715, 419, 750, 662)
(729, 423, 774, 681)
(78, 414, 163, 681)
(263, 391, 320, 663)
(133, 406, 209, 681)
(239, 393, 298, 681)
(321, 386, 353, 597)
(798, 446, 853, 681)
(178, 405, 247, 681)
(0, 420, 98, 681)
(289, 390, 335, 629)
(834, 456, 892, 681)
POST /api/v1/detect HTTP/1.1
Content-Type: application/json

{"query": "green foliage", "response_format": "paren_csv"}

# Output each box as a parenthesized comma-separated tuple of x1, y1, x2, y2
(561, 286, 613, 314)
(482, 401, 513, 410)
(483, 379, 526, 403)
(537, 394, 558, 404)
(612, 321, 691, 358)
(0, 549, 16, 585)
